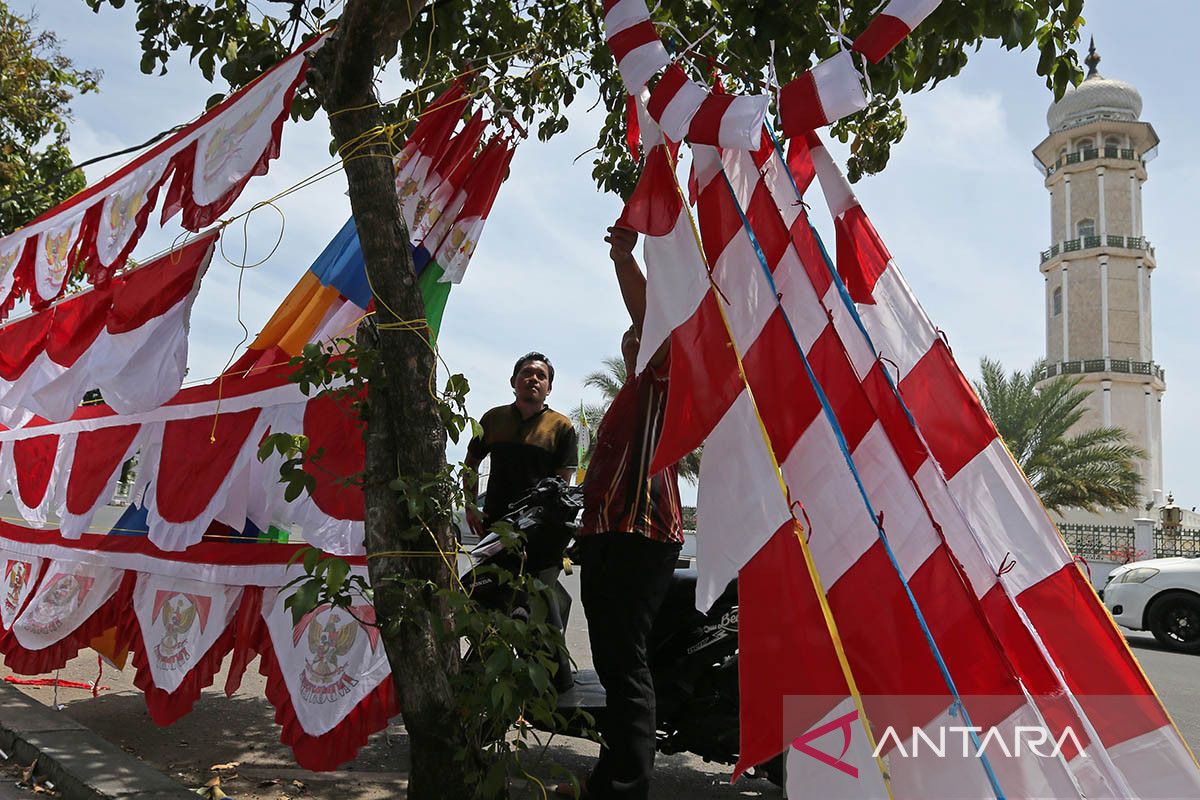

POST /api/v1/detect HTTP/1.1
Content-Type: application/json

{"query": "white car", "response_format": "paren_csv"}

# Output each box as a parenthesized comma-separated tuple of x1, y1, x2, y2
(1102, 557, 1200, 654)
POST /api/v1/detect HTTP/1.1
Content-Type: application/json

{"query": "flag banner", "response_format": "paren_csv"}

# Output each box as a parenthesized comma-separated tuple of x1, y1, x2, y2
(0, 232, 215, 426)
(603, 0, 670, 94)
(779, 51, 870, 136)
(779, 131, 1200, 797)
(0, 521, 394, 771)
(0, 367, 365, 555)
(0, 35, 324, 317)
(853, 0, 943, 63)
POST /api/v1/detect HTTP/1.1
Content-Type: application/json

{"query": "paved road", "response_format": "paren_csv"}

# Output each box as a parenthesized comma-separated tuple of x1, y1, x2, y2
(2, 561, 1197, 799)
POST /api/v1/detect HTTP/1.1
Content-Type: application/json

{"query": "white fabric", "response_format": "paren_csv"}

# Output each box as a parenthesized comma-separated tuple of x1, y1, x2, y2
(947, 439, 1071, 596)
(602, 0, 651, 38)
(0, 551, 43, 629)
(31, 209, 87, 302)
(715, 94, 770, 149)
(695, 390, 791, 612)
(262, 585, 391, 737)
(616, 41, 670, 96)
(1106, 724, 1200, 800)
(810, 137, 859, 218)
(95, 156, 171, 267)
(811, 51, 869, 128)
(0, 234, 25, 304)
(654, 77, 708, 142)
(637, 212, 710, 374)
(711, 232, 777, 356)
(57, 427, 147, 540)
(882, 0, 943, 28)
(784, 697, 892, 800)
(133, 573, 243, 694)
(190, 58, 305, 206)
(843, 268, 937, 380)
(12, 559, 122, 650)
(436, 213, 483, 283)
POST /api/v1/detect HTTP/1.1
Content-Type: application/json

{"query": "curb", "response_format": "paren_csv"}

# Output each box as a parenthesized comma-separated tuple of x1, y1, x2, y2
(0, 679, 193, 800)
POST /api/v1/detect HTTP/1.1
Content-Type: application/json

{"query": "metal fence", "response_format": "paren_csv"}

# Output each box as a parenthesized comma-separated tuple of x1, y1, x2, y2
(1154, 526, 1200, 559)
(1058, 523, 1135, 561)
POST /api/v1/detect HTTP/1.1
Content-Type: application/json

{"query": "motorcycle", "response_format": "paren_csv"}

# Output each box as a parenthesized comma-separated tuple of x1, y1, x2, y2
(459, 478, 784, 786)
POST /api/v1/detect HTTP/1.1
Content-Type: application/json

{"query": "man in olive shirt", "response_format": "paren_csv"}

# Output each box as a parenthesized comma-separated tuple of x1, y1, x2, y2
(464, 352, 578, 535)
(464, 352, 578, 691)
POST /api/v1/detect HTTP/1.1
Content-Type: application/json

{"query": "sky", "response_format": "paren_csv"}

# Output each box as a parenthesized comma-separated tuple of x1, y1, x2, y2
(22, 0, 1200, 507)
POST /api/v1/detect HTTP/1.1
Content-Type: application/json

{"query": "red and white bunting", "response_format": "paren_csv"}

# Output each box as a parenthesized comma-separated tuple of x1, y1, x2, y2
(853, 0, 943, 63)
(779, 50, 869, 137)
(0, 369, 365, 555)
(787, 131, 1200, 798)
(0, 232, 215, 426)
(0, 523, 395, 771)
(645, 64, 769, 149)
(394, 78, 473, 233)
(603, 0, 670, 94)
(0, 35, 322, 317)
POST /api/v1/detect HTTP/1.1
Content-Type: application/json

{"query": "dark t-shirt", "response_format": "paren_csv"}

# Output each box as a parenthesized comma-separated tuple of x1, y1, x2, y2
(467, 404, 578, 523)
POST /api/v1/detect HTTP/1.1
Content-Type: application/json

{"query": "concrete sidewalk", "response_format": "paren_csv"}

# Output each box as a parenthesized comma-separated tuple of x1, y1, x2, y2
(0, 678, 192, 800)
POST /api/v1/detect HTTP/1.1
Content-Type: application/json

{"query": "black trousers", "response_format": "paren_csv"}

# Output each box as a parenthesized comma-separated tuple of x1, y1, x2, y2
(580, 532, 681, 800)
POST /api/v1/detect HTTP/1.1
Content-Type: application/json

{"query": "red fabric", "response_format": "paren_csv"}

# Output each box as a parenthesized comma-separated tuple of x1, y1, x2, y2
(106, 233, 214, 333)
(743, 181, 790, 267)
(787, 132, 819, 196)
(696, 171, 742, 257)
(624, 94, 640, 159)
(606, 20, 661, 61)
(852, 15, 913, 63)
(860, 362, 926, 478)
(617, 145, 682, 237)
(12, 434, 59, 509)
(155, 407, 263, 523)
(741, 311, 820, 456)
(0, 571, 134, 675)
(430, 110, 486, 183)
(899, 340, 997, 480)
(1019, 565, 1168, 748)
(833, 205, 892, 304)
(807, 326, 877, 452)
(646, 63, 690, 121)
(65, 424, 140, 515)
(788, 210, 834, 299)
(129, 589, 245, 726)
(303, 392, 365, 521)
(735, 523, 846, 778)
(779, 70, 828, 136)
(0, 312, 54, 380)
(687, 93, 735, 146)
(457, 137, 514, 220)
(44, 288, 110, 366)
(650, 295, 741, 474)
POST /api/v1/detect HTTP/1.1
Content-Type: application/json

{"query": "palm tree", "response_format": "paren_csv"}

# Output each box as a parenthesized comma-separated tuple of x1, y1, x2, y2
(574, 356, 701, 485)
(974, 358, 1144, 514)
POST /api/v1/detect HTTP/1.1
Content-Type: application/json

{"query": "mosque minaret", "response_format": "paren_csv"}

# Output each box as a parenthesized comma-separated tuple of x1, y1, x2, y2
(1032, 39, 1164, 521)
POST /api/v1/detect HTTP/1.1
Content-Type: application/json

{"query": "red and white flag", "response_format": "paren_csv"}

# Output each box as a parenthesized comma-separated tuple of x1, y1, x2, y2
(645, 64, 769, 149)
(779, 51, 869, 136)
(853, 0, 942, 63)
(804, 133, 1200, 798)
(603, 0, 670, 94)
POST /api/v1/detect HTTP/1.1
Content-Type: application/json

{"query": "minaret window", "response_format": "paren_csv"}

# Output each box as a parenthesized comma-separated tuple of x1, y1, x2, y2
(1075, 138, 1093, 152)
(1053, 287, 1062, 316)
(1077, 218, 1096, 238)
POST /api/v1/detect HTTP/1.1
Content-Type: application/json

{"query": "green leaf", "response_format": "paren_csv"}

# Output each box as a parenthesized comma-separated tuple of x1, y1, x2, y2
(326, 559, 350, 595)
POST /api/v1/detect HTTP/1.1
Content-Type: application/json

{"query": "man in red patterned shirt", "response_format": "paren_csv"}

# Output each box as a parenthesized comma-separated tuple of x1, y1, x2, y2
(567, 224, 684, 800)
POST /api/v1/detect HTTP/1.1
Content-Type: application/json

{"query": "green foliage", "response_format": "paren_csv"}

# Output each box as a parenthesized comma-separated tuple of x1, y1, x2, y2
(975, 357, 1145, 513)
(0, 3, 100, 234)
(81, 0, 1086, 193)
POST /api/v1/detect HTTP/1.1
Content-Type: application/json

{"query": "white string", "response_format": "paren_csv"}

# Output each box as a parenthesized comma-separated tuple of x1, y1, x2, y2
(768, 40, 779, 90)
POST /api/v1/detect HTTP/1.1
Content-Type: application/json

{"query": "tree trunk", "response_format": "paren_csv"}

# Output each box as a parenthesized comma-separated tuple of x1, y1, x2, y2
(305, 2, 476, 798)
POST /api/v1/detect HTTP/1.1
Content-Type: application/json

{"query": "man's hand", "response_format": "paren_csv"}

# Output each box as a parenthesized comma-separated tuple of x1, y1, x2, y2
(466, 506, 484, 538)
(606, 225, 638, 266)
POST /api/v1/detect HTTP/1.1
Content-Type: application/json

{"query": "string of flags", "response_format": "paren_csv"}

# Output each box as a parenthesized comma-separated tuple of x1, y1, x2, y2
(603, 10, 1200, 800)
